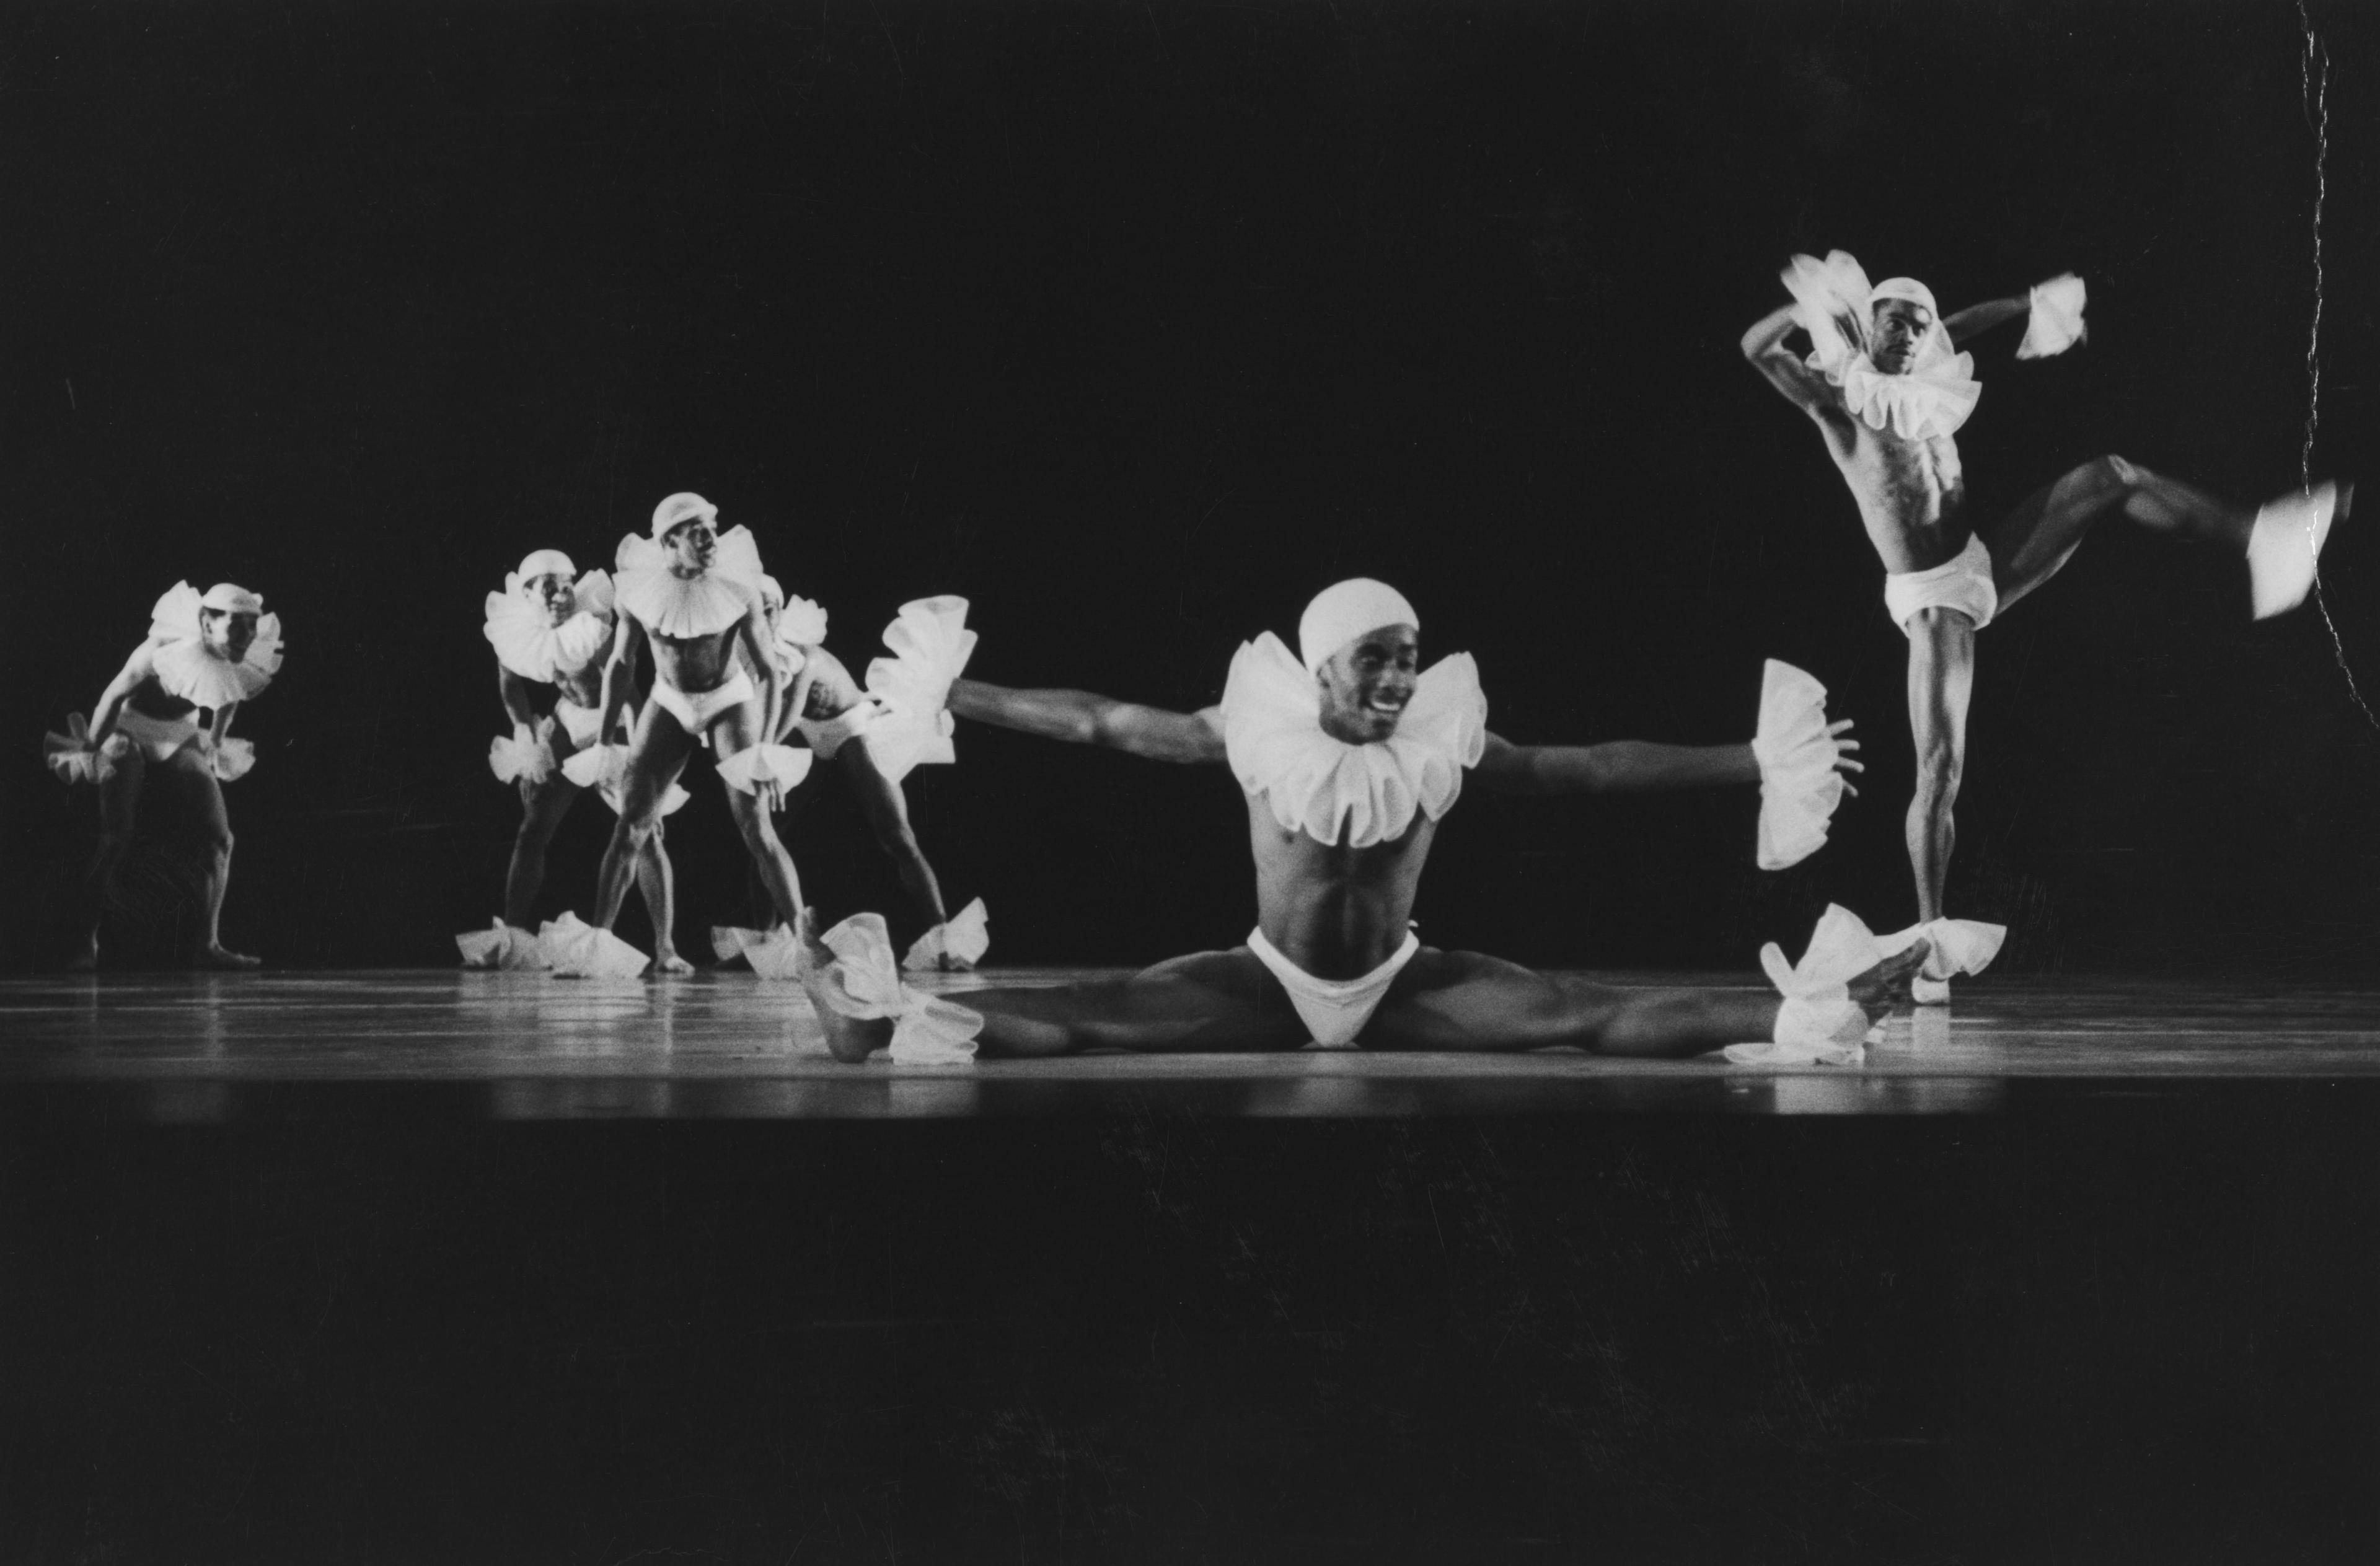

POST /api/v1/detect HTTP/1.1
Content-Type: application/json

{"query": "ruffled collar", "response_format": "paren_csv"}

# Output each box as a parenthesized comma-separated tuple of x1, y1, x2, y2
(613, 525, 767, 639)
(483, 570, 615, 682)
(1818, 349, 1981, 441)
(146, 581, 283, 708)
(1219, 632, 1487, 848)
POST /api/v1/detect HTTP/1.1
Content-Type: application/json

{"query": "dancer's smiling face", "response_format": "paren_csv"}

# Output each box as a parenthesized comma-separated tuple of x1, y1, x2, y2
(1870, 297, 1933, 375)
(200, 608, 258, 662)
(526, 572, 576, 625)
(664, 519, 718, 574)
(1315, 623, 1419, 746)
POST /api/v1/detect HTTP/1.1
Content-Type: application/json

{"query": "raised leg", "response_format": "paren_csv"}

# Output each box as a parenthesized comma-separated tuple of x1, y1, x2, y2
(502, 771, 582, 927)
(1985, 455, 2255, 616)
(837, 738, 951, 929)
(593, 702, 695, 930)
(1903, 607, 1977, 925)
(72, 737, 146, 969)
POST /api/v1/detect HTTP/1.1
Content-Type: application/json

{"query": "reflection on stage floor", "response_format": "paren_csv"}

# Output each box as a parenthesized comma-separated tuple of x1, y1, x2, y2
(5, 968, 2377, 1119)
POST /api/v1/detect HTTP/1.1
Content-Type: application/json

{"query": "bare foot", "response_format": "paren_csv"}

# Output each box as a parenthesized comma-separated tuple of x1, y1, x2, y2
(1846, 938, 1930, 1014)
(795, 909, 892, 1064)
(653, 951, 696, 977)
(198, 943, 263, 970)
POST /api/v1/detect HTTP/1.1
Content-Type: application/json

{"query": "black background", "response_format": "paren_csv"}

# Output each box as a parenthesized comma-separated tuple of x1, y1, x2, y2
(6, 0, 2376, 974)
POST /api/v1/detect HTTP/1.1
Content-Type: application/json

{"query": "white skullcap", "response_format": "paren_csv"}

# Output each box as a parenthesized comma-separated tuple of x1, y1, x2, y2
(201, 583, 264, 615)
(1870, 276, 1939, 318)
(1298, 578, 1419, 675)
(651, 491, 720, 542)
(516, 548, 576, 583)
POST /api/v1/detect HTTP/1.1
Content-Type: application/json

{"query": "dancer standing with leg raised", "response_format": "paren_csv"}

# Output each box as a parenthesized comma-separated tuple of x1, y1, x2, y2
(1743, 252, 2347, 1001)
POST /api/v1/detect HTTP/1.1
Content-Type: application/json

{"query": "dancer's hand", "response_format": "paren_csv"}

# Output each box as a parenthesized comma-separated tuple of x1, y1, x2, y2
(1827, 719, 1863, 798)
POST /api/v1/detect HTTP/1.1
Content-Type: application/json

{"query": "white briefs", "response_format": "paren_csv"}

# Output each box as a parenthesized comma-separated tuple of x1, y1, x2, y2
(110, 707, 203, 762)
(1246, 926, 1423, 1048)
(650, 667, 757, 733)
(1884, 533, 1998, 633)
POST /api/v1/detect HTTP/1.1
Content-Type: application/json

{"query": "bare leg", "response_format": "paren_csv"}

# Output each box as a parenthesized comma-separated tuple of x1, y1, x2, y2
(1362, 943, 1928, 1057)
(1986, 455, 2254, 615)
(1903, 607, 1977, 925)
(72, 739, 146, 970)
(502, 772, 582, 927)
(837, 738, 952, 930)
(593, 702, 695, 931)
(636, 822, 692, 974)
(961, 949, 1311, 1058)
(164, 750, 258, 969)
(713, 703, 806, 930)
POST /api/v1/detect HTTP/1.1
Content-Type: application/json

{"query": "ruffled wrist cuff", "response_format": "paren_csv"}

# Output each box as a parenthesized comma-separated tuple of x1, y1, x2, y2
(1750, 659, 1846, 870)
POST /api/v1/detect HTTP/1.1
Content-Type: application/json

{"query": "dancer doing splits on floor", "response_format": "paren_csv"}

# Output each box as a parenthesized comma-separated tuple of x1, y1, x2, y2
(1743, 251, 2349, 1001)
(710, 579, 985, 975)
(541, 492, 806, 976)
(456, 548, 691, 973)
(795, 578, 1960, 1063)
(45, 582, 284, 970)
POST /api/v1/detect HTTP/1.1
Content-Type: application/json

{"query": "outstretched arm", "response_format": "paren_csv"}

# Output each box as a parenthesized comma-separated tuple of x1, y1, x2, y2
(949, 679, 1226, 765)
(1473, 724, 1861, 796)
(1941, 294, 2029, 345)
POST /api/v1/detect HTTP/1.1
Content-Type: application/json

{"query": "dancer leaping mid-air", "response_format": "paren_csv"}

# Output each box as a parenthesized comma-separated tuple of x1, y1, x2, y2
(1743, 252, 2348, 1001)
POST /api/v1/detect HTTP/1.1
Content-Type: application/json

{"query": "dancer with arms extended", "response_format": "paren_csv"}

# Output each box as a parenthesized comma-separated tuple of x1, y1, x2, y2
(457, 548, 690, 973)
(796, 579, 1946, 1063)
(46, 582, 284, 970)
(1743, 252, 2347, 1000)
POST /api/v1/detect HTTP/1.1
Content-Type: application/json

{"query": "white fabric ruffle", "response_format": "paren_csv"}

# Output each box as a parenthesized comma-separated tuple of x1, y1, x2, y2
(902, 897, 990, 970)
(44, 713, 98, 786)
(488, 723, 557, 786)
(483, 579, 614, 684)
(1781, 250, 1980, 441)
(208, 736, 256, 781)
(147, 582, 284, 708)
(710, 924, 806, 979)
(456, 919, 550, 971)
(1220, 631, 1486, 848)
(1724, 903, 1889, 1067)
(1749, 659, 1846, 871)
(539, 912, 650, 978)
(557, 743, 690, 816)
(1882, 916, 2008, 983)
(806, 912, 984, 1063)
(2016, 274, 2087, 361)
(715, 742, 814, 796)
(614, 526, 767, 638)
(859, 596, 979, 782)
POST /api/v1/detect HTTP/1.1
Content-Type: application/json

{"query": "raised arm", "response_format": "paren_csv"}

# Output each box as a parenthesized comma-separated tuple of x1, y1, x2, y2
(949, 679, 1226, 765)
(1941, 293, 2029, 346)
(1741, 302, 1851, 433)
(87, 644, 157, 744)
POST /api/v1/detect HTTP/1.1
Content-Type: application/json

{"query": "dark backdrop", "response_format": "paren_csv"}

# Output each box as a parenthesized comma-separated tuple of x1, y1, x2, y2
(6, 0, 2375, 972)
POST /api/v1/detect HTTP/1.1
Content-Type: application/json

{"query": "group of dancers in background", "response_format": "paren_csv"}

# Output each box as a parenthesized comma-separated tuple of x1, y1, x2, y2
(47, 253, 2347, 1066)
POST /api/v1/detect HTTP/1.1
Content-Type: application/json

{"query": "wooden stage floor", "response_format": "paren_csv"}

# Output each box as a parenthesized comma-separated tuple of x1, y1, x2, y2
(6, 967, 2379, 1117)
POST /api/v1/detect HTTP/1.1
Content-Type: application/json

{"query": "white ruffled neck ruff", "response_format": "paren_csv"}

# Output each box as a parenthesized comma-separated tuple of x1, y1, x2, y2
(146, 581, 283, 709)
(484, 569, 615, 682)
(613, 525, 767, 638)
(1822, 350, 1981, 442)
(1220, 632, 1487, 848)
